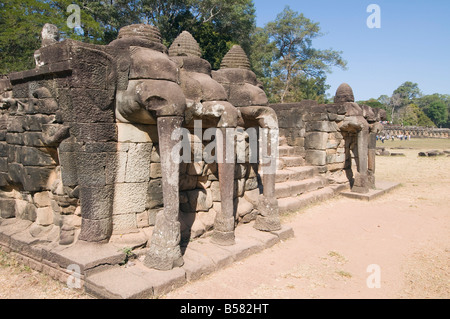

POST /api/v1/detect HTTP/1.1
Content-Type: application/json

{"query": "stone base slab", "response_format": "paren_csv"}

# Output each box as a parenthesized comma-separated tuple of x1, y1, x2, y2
(0, 217, 293, 299)
(340, 181, 401, 201)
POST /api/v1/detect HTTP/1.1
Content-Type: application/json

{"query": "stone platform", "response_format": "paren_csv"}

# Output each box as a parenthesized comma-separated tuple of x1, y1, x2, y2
(85, 223, 293, 299)
(340, 181, 401, 201)
(0, 217, 293, 299)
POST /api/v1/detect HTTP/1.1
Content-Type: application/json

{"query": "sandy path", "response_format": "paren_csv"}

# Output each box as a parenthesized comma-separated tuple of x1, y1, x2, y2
(0, 146, 449, 299)
(163, 148, 449, 299)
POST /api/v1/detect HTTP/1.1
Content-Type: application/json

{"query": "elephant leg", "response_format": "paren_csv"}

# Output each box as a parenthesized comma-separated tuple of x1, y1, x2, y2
(211, 127, 236, 246)
(144, 116, 184, 270)
(352, 127, 370, 194)
(255, 126, 281, 232)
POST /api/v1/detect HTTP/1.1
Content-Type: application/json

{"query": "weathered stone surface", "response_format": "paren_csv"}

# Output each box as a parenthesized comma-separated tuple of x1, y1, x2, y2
(0, 199, 16, 218)
(186, 189, 213, 212)
(220, 45, 251, 70)
(305, 132, 329, 150)
(78, 217, 112, 242)
(187, 161, 205, 176)
(146, 179, 163, 209)
(71, 123, 118, 143)
(144, 211, 184, 271)
(306, 121, 338, 132)
(236, 196, 254, 218)
(80, 185, 114, 220)
(36, 207, 53, 226)
(112, 213, 137, 232)
(76, 153, 108, 187)
(125, 143, 152, 182)
(305, 150, 327, 166)
(114, 183, 147, 214)
(334, 83, 354, 104)
(117, 123, 157, 143)
(179, 174, 197, 191)
(15, 200, 37, 221)
(149, 163, 162, 179)
(129, 47, 178, 82)
(169, 31, 202, 58)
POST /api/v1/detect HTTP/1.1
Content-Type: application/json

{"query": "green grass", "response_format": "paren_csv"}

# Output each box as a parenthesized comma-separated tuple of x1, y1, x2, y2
(377, 138, 450, 150)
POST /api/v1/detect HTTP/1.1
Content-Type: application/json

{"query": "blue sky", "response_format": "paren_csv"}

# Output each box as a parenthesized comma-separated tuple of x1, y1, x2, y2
(253, 0, 450, 101)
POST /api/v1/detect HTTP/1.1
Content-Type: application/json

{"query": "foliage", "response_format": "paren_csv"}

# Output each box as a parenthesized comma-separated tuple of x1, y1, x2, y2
(416, 94, 450, 128)
(249, 6, 347, 104)
(138, 0, 256, 69)
(0, 0, 109, 74)
(400, 104, 435, 127)
(393, 81, 422, 101)
(425, 101, 448, 127)
(0, 0, 255, 73)
(365, 83, 449, 127)
(0, 0, 58, 73)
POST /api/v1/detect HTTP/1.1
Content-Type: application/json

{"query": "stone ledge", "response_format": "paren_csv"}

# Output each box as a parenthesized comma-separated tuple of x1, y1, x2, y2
(85, 222, 294, 299)
(340, 181, 401, 201)
(0, 217, 294, 299)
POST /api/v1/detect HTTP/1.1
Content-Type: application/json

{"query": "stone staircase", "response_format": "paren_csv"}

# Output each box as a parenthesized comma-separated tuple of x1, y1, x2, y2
(275, 137, 336, 214)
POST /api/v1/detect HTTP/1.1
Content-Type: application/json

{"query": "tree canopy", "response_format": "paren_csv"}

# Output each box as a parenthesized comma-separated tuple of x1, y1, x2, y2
(359, 82, 450, 128)
(0, 0, 256, 72)
(249, 6, 347, 103)
(1, 1, 348, 104)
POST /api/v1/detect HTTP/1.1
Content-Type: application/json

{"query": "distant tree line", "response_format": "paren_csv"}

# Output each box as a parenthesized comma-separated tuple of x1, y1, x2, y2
(0, 1, 346, 104)
(358, 81, 450, 128)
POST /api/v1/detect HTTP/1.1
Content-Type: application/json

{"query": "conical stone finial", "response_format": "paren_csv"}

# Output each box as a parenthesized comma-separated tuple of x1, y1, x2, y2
(169, 31, 202, 58)
(334, 83, 355, 104)
(118, 24, 162, 43)
(220, 45, 251, 70)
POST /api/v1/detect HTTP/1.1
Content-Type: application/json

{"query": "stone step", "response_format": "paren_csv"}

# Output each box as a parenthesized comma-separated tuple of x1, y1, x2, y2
(280, 156, 305, 168)
(275, 166, 318, 183)
(84, 222, 294, 299)
(279, 136, 287, 146)
(278, 186, 336, 215)
(275, 176, 328, 199)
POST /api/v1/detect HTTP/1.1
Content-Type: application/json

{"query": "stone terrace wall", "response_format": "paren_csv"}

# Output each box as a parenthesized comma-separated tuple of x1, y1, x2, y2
(382, 125, 450, 138)
(113, 123, 260, 243)
(270, 101, 348, 184)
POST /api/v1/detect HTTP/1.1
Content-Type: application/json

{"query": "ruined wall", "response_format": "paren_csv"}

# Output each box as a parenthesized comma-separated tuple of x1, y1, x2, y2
(0, 24, 384, 261)
(270, 101, 348, 185)
(382, 125, 450, 138)
(0, 36, 265, 248)
(0, 39, 122, 246)
(112, 123, 260, 243)
(270, 94, 385, 191)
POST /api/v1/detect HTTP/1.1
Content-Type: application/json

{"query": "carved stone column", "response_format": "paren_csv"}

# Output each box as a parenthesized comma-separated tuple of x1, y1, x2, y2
(144, 116, 184, 270)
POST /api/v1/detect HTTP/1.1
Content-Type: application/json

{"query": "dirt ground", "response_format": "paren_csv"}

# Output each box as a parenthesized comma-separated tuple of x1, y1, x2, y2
(0, 138, 449, 299)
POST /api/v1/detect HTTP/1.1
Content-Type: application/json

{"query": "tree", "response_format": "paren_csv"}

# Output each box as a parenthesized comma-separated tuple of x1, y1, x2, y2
(0, 0, 114, 74)
(387, 82, 424, 124)
(399, 104, 435, 127)
(393, 81, 422, 101)
(415, 94, 450, 127)
(139, 0, 256, 69)
(0, 1, 256, 74)
(425, 101, 448, 127)
(249, 6, 347, 103)
(0, 0, 58, 73)
(389, 93, 403, 124)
